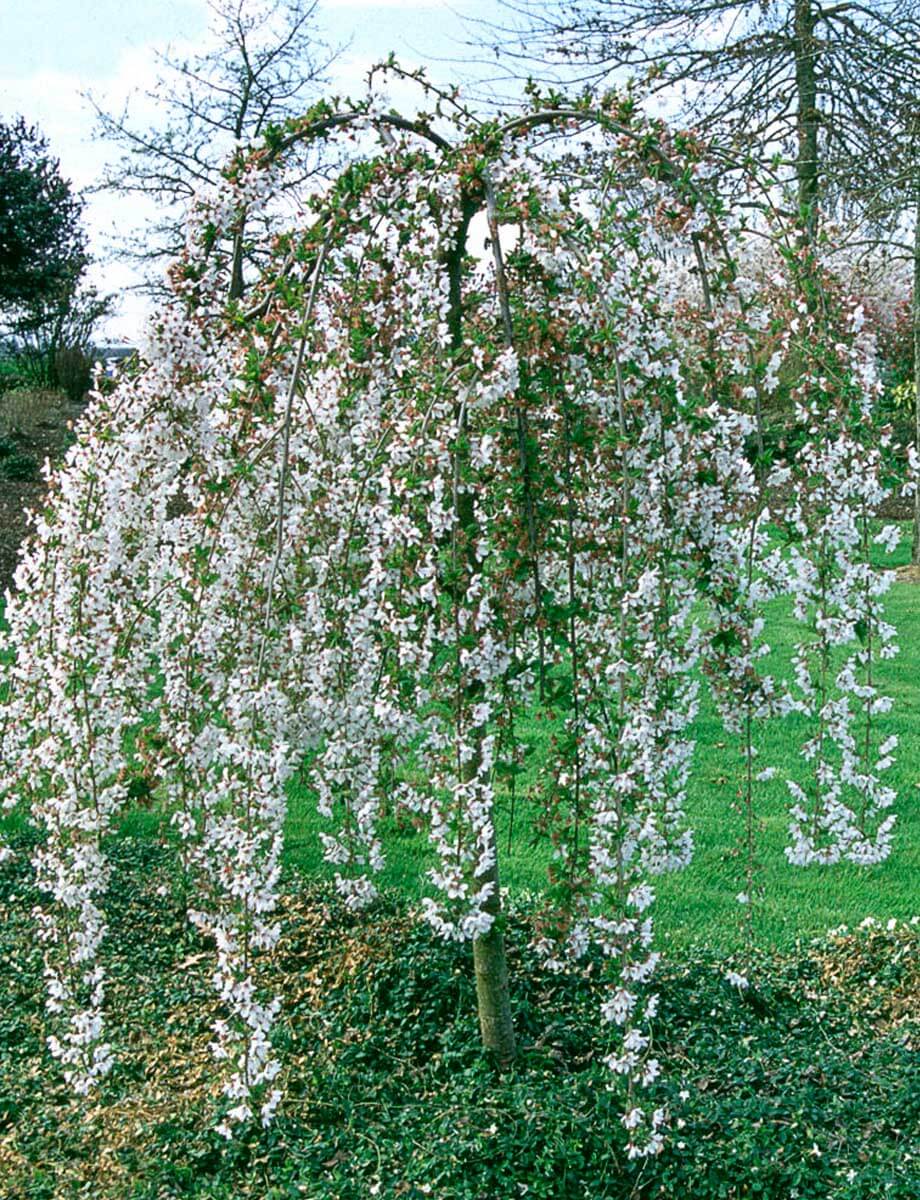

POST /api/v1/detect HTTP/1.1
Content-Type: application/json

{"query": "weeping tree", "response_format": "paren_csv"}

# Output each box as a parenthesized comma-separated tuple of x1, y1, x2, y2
(0, 79, 906, 1161)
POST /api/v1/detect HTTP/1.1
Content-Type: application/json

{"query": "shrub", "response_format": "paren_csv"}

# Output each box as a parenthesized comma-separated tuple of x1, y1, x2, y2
(0, 353, 27, 393)
(52, 345, 93, 404)
(875, 300, 914, 392)
(0, 451, 38, 480)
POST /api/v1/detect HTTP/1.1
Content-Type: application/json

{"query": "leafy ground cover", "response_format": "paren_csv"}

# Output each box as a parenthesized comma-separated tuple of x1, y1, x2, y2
(0, 834, 916, 1199)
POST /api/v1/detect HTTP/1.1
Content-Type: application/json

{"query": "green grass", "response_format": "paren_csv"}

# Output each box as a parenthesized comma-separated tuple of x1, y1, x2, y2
(282, 529, 920, 954)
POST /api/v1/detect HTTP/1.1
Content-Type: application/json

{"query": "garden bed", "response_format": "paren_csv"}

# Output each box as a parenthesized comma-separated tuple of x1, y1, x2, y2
(0, 389, 84, 589)
(1, 834, 916, 1200)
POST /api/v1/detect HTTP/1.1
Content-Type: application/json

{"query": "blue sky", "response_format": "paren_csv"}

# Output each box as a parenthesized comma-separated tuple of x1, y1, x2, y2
(0, 1, 507, 338)
(1, 1, 208, 79)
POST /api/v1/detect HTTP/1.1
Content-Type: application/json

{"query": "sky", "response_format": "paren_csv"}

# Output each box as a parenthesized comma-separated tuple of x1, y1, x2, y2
(0, 0, 509, 341)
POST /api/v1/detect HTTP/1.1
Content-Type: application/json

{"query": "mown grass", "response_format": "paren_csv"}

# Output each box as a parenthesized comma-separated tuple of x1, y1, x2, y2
(281, 528, 920, 954)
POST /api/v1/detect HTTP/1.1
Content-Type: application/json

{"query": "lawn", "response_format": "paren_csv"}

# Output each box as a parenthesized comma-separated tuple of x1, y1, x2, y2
(277, 530, 920, 955)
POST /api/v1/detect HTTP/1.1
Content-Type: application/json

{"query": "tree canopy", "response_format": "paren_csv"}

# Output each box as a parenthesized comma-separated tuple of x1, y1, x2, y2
(0, 117, 88, 322)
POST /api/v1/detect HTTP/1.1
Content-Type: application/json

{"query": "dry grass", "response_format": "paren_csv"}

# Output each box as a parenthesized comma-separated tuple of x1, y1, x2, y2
(0, 387, 70, 436)
(813, 919, 920, 1046)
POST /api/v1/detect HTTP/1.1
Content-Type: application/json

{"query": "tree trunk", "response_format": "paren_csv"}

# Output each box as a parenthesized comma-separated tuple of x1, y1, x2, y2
(443, 192, 516, 1065)
(911, 197, 920, 564)
(794, 0, 820, 239)
(456, 466, 516, 1065)
(472, 833, 516, 1063)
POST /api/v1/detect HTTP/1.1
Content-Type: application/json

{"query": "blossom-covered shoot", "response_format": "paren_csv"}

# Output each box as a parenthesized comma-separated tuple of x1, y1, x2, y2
(0, 79, 905, 1161)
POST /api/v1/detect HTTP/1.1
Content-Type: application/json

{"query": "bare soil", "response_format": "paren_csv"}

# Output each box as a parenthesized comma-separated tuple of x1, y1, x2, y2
(0, 390, 86, 591)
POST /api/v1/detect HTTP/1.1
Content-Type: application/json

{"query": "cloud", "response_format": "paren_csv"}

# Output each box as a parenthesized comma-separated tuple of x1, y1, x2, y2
(323, 1, 450, 8)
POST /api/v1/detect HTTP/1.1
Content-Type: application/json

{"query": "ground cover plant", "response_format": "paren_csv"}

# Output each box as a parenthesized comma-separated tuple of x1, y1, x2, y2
(0, 834, 916, 1199)
(0, 74, 917, 1188)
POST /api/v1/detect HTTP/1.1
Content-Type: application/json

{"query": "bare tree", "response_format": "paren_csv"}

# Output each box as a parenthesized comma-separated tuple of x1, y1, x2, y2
(821, 77, 919, 556)
(88, 0, 338, 299)
(868, 131, 920, 564)
(491, 1, 920, 235)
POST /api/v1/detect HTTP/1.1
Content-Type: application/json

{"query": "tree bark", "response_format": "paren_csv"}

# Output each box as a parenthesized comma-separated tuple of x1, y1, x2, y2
(794, 0, 820, 238)
(228, 222, 246, 302)
(911, 197, 920, 564)
(472, 837, 516, 1064)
